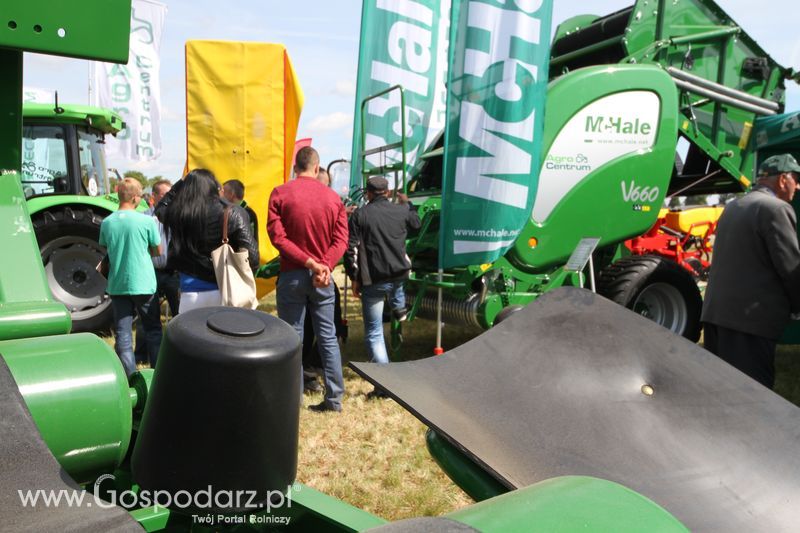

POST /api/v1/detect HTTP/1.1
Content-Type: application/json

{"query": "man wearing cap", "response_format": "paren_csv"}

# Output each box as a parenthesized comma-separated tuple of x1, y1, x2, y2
(344, 177, 421, 397)
(702, 154, 800, 388)
(268, 146, 348, 412)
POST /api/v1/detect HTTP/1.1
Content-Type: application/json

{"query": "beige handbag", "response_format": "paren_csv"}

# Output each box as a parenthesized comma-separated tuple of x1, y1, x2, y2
(211, 207, 258, 309)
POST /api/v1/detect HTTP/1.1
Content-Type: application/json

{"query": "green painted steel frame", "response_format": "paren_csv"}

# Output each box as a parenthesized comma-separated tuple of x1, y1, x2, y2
(0, 0, 131, 62)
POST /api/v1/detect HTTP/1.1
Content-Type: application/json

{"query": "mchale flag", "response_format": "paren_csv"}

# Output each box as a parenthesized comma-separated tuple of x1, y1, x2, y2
(439, 0, 553, 269)
(350, 0, 451, 191)
(90, 0, 167, 161)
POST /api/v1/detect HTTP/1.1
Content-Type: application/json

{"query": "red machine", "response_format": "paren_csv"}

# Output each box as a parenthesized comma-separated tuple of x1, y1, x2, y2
(626, 206, 722, 280)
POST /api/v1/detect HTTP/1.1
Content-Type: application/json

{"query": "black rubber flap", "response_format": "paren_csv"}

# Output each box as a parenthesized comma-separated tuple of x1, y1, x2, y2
(0, 356, 142, 532)
(351, 288, 800, 532)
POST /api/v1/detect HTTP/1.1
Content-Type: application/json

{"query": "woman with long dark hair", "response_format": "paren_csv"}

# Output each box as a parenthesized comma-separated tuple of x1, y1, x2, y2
(155, 168, 259, 312)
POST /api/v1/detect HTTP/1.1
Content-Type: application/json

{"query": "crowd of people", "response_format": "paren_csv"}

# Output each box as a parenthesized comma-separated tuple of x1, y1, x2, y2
(101, 148, 800, 411)
(102, 146, 418, 414)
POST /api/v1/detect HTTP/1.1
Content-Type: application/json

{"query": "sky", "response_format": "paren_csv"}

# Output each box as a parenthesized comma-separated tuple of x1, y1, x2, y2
(21, 0, 800, 182)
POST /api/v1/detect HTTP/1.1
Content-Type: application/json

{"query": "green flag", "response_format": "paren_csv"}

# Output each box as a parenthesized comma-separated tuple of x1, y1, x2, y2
(754, 112, 800, 150)
(439, 0, 553, 268)
(350, 0, 451, 194)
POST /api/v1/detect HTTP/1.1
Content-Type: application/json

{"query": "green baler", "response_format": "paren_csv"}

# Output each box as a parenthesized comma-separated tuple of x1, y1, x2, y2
(396, 0, 795, 340)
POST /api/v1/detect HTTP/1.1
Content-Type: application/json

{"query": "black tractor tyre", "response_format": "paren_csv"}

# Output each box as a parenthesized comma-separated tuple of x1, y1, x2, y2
(596, 255, 702, 342)
(32, 207, 113, 333)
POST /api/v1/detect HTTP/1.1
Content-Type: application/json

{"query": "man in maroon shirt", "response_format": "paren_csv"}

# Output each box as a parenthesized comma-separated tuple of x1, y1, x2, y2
(268, 147, 348, 412)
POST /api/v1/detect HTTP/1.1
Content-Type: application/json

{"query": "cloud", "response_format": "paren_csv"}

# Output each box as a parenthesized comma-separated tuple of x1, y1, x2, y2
(332, 80, 356, 97)
(305, 112, 352, 134)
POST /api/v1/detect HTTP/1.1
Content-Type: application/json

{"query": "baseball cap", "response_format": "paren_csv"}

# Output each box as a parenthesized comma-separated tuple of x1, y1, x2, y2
(758, 154, 800, 178)
(366, 176, 389, 192)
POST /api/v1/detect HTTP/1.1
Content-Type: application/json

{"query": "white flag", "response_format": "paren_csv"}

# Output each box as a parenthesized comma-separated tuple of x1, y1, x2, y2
(22, 87, 56, 104)
(90, 0, 167, 161)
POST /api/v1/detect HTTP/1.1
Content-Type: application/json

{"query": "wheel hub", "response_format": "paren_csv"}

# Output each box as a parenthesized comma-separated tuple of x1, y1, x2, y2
(632, 282, 688, 335)
(41, 236, 111, 318)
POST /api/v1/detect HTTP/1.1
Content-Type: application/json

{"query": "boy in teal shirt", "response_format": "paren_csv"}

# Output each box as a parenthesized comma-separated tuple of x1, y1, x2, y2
(100, 178, 162, 375)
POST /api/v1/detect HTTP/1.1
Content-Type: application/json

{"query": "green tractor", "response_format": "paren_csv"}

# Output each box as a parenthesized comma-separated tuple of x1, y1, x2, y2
(22, 102, 125, 332)
(356, 0, 798, 344)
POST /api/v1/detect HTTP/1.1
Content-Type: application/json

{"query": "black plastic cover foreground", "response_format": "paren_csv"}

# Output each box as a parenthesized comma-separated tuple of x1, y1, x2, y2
(351, 288, 800, 532)
(0, 356, 142, 532)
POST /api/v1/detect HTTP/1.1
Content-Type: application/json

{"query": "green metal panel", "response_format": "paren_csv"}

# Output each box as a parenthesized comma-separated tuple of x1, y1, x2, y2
(0, 0, 131, 63)
(509, 64, 679, 271)
(550, 0, 789, 188)
(287, 484, 388, 531)
(128, 484, 387, 532)
(0, 49, 22, 172)
(426, 430, 509, 502)
(0, 171, 71, 339)
(447, 476, 688, 533)
(1, 333, 132, 484)
(23, 103, 126, 135)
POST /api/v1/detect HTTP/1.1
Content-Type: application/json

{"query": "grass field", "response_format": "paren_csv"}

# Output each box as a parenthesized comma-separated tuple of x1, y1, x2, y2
(257, 271, 478, 520)
(126, 270, 800, 522)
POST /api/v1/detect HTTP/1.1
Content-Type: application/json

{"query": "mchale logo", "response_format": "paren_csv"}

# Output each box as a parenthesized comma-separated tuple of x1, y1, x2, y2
(585, 115, 652, 135)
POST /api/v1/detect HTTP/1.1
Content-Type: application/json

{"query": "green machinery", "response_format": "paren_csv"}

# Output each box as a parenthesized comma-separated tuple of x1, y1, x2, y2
(363, 0, 797, 342)
(22, 102, 126, 333)
(0, 1, 692, 531)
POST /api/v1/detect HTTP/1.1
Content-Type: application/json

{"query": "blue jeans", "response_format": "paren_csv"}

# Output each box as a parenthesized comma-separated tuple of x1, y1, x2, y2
(277, 269, 344, 409)
(361, 281, 406, 365)
(112, 294, 163, 376)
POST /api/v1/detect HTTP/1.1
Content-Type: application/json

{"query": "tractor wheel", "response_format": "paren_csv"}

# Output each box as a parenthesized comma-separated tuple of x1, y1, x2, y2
(596, 255, 702, 342)
(32, 207, 113, 333)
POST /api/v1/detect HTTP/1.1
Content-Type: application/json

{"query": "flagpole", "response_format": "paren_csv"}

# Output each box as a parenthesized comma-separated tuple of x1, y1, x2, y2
(434, 269, 444, 355)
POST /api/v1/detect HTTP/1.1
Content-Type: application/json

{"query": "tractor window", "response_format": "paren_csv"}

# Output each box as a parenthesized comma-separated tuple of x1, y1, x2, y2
(20, 125, 69, 198)
(77, 128, 109, 197)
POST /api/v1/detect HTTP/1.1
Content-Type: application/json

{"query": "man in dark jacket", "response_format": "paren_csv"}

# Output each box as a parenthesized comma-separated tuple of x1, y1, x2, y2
(222, 179, 259, 244)
(344, 177, 421, 383)
(702, 154, 800, 388)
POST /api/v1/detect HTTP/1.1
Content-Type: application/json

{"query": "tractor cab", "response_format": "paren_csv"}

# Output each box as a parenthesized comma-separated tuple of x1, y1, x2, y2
(21, 103, 122, 200)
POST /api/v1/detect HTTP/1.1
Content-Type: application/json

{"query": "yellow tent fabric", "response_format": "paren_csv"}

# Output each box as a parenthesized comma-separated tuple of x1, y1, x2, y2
(185, 40, 304, 296)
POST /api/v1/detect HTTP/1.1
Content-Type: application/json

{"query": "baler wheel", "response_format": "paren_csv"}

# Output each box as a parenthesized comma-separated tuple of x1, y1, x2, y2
(33, 207, 113, 333)
(597, 255, 702, 342)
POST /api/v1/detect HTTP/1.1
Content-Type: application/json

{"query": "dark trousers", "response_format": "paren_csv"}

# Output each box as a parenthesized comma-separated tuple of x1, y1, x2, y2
(135, 270, 180, 364)
(703, 323, 777, 388)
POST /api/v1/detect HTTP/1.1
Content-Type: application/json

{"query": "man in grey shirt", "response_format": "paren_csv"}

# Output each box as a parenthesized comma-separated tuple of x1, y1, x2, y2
(702, 154, 800, 388)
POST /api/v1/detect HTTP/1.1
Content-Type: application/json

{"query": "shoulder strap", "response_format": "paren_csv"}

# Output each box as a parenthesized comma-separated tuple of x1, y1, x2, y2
(222, 206, 230, 244)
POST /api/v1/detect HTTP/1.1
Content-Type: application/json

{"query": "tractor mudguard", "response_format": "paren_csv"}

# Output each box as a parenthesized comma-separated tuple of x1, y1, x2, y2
(352, 287, 800, 531)
(25, 194, 119, 217)
(508, 64, 679, 272)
